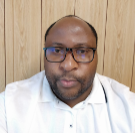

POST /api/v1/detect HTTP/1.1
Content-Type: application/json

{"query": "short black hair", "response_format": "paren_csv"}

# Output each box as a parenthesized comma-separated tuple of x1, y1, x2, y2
(45, 15, 98, 46)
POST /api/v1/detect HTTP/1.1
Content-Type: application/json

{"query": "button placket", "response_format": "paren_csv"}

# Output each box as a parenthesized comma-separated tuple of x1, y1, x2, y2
(70, 124, 73, 128)
(68, 110, 77, 132)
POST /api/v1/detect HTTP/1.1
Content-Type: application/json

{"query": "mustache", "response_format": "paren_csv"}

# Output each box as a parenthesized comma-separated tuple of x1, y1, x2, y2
(54, 72, 85, 84)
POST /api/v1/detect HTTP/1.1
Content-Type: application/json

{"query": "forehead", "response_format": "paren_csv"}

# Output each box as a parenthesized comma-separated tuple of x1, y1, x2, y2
(46, 17, 96, 47)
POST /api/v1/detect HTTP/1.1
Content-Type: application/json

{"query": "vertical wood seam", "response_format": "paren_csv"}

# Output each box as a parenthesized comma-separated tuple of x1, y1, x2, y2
(102, 0, 109, 75)
(40, 0, 42, 72)
(13, 0, 14, 82)
(131, 41, 135, 90)
(4, 0, 6, 88)
(74, 0, 76, 15)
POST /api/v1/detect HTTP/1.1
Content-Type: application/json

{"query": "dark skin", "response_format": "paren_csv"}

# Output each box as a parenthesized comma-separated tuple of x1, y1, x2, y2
(44, 17, 98, 108)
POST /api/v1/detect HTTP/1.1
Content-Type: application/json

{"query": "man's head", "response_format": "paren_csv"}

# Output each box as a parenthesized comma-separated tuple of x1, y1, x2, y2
(44, 15, 98, 107)
(45, 15, 98, 46)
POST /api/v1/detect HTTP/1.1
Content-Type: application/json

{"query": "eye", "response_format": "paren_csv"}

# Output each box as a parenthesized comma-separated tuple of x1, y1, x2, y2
(76, 48, 88, 54)
(53, 47, 64, 54)
(54, 48, 61, 53)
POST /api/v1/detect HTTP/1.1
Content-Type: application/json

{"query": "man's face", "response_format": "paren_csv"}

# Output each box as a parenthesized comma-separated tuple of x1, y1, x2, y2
(44, 17, 97, 104)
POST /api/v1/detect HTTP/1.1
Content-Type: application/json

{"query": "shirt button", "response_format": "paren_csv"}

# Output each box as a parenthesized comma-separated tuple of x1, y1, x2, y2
(70, 125, 73, 128)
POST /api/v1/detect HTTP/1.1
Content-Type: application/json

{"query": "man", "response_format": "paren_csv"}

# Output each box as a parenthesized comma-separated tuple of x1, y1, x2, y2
(0, 15, 135, 133)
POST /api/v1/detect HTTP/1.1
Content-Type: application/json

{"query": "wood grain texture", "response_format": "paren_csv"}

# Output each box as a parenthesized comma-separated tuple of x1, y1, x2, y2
(41, 0, 75, 70)
(131, 47, 135, 92)
(13, 0, 41, 81)
(0, 0, 5, 92)
(103, 0, 135, 88)
(5, 0, 14, 85)
(75, 0, 107, 74)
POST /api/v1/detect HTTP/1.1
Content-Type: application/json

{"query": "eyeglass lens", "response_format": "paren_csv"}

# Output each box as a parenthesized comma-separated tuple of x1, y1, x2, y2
(45, 47, 94, 63)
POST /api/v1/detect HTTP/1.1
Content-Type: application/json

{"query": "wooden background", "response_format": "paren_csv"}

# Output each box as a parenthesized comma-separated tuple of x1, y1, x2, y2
(0, 0, 135, 93)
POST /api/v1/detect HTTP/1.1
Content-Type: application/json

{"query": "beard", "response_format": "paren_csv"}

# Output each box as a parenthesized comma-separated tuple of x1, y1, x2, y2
(45, 71, 95, 101)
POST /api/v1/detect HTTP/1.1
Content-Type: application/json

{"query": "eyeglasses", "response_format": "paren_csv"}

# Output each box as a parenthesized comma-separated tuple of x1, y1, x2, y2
(43, 47, 96, 63)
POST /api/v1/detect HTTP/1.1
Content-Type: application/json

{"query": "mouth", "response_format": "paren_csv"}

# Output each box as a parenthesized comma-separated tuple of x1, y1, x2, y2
(58, 78, 78, 88)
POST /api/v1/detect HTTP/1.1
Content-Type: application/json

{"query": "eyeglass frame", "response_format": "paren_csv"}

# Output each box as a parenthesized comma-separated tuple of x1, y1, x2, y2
(43, 47, 97, 63)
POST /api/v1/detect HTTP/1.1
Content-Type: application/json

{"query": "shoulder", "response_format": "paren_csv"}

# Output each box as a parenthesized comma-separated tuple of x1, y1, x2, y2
(96, 73, 135, 100)
(0, 92, 5, 101)
(5, 71, 45, 95)
(96, 73, 135, 115)
(3, 71, 45, 132)
(96, 73, 135, 131)
(0, 92, 7, 132)
(4, 70, 45, 105)
(96, 73, 130, 91)
(0, 92, 5, 110)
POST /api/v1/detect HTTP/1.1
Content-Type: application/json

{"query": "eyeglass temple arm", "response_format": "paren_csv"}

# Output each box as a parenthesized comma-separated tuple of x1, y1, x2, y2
(43, 48, 47, 51)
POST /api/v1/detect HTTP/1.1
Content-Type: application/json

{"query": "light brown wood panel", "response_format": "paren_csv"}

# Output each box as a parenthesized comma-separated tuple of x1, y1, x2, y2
(0, 0, 5, 93)
(103, 0, 135, 88)
(13, 0, 41, 81)
(5, 0, 14, 85)
(75, 0, 107, 74)
(132, 50, 135, 92)
(41, 0, 75, 70)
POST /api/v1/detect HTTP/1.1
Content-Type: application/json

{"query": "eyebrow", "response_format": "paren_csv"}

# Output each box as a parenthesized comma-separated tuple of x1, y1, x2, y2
(52, 42, 63, 46)
(52, 42, 90, 47)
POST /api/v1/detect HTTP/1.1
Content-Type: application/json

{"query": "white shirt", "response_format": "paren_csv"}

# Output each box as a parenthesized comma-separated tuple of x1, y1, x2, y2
(0, 71, 135, 133)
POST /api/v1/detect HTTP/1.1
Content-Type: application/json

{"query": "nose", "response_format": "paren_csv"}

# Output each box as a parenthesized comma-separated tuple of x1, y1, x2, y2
(59, 52, 78, 72)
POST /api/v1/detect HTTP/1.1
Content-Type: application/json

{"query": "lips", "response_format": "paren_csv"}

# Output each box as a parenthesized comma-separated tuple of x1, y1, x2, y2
(58, 78, 78, 88)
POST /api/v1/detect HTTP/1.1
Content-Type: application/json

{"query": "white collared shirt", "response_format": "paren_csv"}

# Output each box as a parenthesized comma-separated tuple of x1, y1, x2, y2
(0, 71, 135, 133)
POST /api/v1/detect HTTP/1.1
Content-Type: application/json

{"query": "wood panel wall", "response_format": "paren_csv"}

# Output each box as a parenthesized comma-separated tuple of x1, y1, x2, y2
(103, 0, 135, 91)
(0, 0, 135, 93)
(0, 0, 5, 92)
(5, 0, 14, 85)
(5, 0, 41, 86)
(132, 51, 135, 92)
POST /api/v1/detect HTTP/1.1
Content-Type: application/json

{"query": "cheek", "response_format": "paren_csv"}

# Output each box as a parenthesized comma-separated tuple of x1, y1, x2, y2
(79, 56, 97, 75)
(44, 59, 59, 75)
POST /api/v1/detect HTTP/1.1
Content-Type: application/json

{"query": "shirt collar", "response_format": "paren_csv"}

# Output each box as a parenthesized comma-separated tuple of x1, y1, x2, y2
(85, 73, 106, 104)
(38, 75, 55, 102)
(39, 73, 106, 104)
